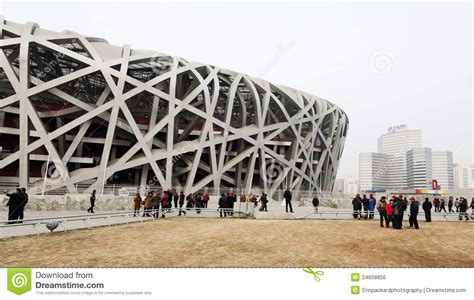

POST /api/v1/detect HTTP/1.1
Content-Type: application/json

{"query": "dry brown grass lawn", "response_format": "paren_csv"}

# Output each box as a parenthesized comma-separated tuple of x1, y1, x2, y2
(1, 218, 473, 268)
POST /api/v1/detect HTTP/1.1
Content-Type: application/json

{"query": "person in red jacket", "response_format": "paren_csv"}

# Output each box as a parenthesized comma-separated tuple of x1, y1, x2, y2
(385, 199, 394, 228)
(160, 190, 170, 218)
(202, 193, 210, 208)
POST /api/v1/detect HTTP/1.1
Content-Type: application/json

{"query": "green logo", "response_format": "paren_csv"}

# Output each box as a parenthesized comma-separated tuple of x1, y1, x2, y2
(351, 285, 360, 295)
(351, 273, 360, 282)
(7, 268, 32, 295)
(303, 267, 324, 282)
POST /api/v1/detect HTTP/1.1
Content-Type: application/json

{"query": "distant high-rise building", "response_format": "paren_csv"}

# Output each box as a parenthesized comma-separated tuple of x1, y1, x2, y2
(359, 153, 388, 191)
(406, 147, 432, 189)
(377, 128, 422, 190)
(386, 153, 409, 190)
(453, 163, 474, 188)
(432, 151, 454, 189)
(359, 126, 454, 191)
(377, 129, 422, 155)
(333, 177, 359, 195)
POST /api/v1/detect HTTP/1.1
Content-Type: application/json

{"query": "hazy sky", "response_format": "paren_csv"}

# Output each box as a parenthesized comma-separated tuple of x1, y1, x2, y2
(1, 1, 472, 179)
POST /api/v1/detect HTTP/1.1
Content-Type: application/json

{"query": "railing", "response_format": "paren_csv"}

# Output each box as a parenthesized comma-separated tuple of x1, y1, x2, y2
(296, 210, 474, 221)
(0, 208, 247, 235)
(2, 208, 469, 231)
(1, 182, 345, 198)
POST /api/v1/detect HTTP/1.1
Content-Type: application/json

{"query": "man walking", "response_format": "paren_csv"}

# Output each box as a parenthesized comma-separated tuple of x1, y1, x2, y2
(439, 198, 447, 213)
(448, 197, 454, 213)
(376, 196, 388, 227)
(283, 188, 293, 213)
(409, 197, 419, 229)
(87, 190, 96, 213)
(422, 198, 432, 222)
(259, 193, 268, 212)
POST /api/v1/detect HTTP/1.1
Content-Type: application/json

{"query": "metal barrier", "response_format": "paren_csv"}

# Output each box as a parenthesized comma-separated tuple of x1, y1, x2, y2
(1, 208, 471, 237)
(0, 207, 247, 235)
(296, 210, 474, 221)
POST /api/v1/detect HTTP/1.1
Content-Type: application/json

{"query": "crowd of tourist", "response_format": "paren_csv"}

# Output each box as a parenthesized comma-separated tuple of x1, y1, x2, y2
(352, 193, 474, 230)
(124, 188, 299, 218)
(351, 194, 378, 220)
(4, 185, 473, 227)
(128, 189, 213, 218)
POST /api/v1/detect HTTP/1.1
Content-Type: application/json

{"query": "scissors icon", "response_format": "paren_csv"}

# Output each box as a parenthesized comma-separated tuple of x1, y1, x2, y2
(303, 268, 324, 282)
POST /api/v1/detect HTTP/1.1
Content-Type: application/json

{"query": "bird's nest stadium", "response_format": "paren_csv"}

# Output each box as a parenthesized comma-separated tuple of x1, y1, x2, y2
(0, 17, 348, 199)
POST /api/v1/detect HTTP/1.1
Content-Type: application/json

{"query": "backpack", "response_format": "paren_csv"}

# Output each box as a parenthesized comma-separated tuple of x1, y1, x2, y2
(377, 203, 386, 213)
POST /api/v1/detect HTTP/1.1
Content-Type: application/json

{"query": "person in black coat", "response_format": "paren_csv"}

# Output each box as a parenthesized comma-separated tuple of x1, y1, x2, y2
(227, 193, 236, 216)
(224, 193, 235, 216)
(259, 193, 268, 212)
(459, 197, 469, 221)
(422, 198, 432, 222)
(178, 191, 186, 216)
(218, 193, 227, 217)
(352, 194, 362, 219)
(409, 197, 419, 229)
(283, 188, 293, 213)
(194, 193, 202, 214)
(312, 195, 320, 213)
(391, 197, 404, 230)
(186, 193, 194, 210)
(361, 194, 369, 219)
(19, 187, 28, 223)
(6, 188, 24, 224)
(399, 195, 408, 228)
(87, 190, 96, 213)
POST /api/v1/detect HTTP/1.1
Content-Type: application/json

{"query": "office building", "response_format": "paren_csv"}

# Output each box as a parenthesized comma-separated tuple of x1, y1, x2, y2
(453, 163, 474, 188)
(359, 127, 454, 192)
(432, 151, 454, 189)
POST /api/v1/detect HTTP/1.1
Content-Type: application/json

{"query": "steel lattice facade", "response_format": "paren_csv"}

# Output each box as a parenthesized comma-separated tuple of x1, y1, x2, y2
(0, 17, 348, 198)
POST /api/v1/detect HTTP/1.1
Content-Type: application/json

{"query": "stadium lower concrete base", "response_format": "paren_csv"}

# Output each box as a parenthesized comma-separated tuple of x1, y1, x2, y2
(0, 194, 133, 212)
(255, 212, 296, 220)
